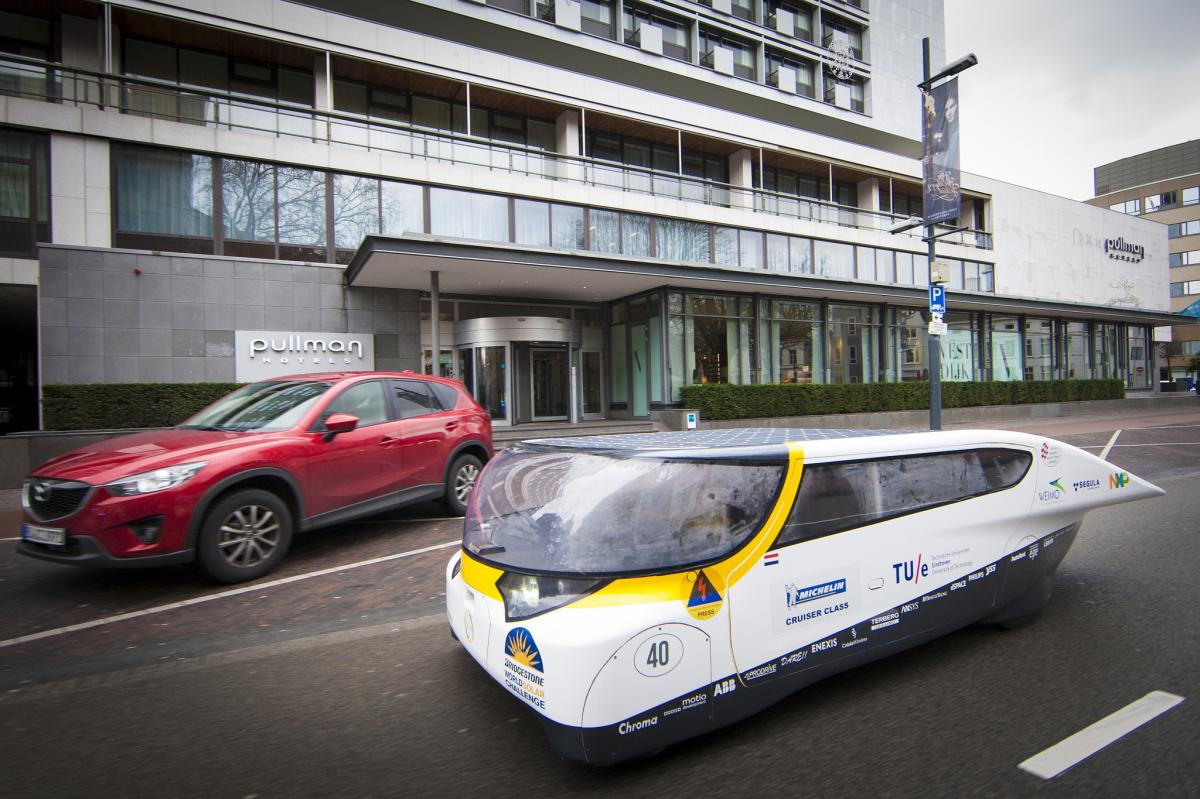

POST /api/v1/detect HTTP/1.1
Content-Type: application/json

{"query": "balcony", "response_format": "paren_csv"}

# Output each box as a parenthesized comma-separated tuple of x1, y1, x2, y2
(0, 54, 991, 250)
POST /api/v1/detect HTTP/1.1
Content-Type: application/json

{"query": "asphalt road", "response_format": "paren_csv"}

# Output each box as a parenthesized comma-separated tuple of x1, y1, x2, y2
(2, 412, 1198, 798)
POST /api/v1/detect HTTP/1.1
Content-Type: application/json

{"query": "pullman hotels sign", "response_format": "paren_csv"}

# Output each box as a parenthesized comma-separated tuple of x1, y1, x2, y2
(234, 331, 375, 381)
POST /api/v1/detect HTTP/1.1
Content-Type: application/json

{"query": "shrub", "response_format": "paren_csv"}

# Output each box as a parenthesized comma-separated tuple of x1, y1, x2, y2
(679, 379, 1125, 421)
(42, 383, 243, 431)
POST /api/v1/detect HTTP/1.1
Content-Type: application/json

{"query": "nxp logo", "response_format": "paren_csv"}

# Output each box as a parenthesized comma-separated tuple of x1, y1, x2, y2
(1110, 472, 1130, 489)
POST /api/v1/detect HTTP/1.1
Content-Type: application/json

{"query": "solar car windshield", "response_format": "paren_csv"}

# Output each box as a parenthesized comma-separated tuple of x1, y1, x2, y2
(463, 448, 785, 575)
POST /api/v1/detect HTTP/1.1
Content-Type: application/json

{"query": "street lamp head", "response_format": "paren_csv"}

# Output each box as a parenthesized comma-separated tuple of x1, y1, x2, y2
(920, 52, 979, 89)
(888, 216, 924, 235)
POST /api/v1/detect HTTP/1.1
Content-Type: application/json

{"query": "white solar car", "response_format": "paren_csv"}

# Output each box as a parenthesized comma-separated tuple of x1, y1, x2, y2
(446, 428, 1163, 765)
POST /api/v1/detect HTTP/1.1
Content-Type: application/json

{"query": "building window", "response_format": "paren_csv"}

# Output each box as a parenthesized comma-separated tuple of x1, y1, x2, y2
(656, 218, 711, 263)
(763, 2, 814, 42)
(990, 316, 1022, 381)
(430, 188, 509, 242)
(1182, 186, 1199, 206)
(624, 5, 691, 61)
(222, 157, 275, 254)
(765, 49, 816, 97)
(581, 0, 617, 39)
(700, 28, 756, 81)
(1143, 191, 1176, 212)
(1107, 198, 1140, 215)
(114, 145, 214, 252)
(1171, 280, 1200, 297)
(822, 14, 864, 60)
(0, 127, 50, 257)
(1170, 251, 1199, 268)
(1169, 220, 1200, 238)
(813, 240, 854, 278)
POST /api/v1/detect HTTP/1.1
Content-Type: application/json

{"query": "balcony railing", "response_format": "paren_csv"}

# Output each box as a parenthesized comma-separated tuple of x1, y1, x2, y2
(0, 54, 991, 249)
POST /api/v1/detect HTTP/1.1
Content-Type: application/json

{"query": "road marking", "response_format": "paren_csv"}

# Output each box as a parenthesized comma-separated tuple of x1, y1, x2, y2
(0, 537, 21, 541)
(0, 612, 447, 704)
(1018, 691, 1185, 780)
(0, 539, 459, 651)
(1099, 429, 1122, 460)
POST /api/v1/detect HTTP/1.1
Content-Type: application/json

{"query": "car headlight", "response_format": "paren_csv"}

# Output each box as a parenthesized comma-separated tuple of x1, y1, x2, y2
(497, 572, 606, 621)
(107, 462, 207, 496)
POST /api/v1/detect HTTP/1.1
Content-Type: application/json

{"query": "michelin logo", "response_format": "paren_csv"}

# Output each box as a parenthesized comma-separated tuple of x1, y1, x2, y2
(786, 578, 847, 608)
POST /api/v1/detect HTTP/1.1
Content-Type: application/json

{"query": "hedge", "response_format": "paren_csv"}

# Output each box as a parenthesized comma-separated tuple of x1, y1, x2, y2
(40, 378, 1127, 430)
(43, 383, 243, 431)
(679, 379, 1125, 421)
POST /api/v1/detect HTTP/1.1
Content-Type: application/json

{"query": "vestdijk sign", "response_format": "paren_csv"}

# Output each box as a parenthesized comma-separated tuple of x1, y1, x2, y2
(234, 331, 375, 381)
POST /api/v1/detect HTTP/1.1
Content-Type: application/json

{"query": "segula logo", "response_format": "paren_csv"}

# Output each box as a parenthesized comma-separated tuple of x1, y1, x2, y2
(504, 627, 543, 673)
(685, 569, 724, 620)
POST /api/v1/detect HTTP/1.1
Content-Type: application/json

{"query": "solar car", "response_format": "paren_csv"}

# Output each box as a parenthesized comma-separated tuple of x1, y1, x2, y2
(445, 428, 1163, 765)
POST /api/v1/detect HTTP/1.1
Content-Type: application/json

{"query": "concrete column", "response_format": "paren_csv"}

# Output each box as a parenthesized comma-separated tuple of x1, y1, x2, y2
(430, 271, 440, 376)
(729, 148, 754, 209)
(555, 109, 583, 183)
(314, 52, 332, 143)
(857, 177, 881, 229)
(50, 134, 110, 248)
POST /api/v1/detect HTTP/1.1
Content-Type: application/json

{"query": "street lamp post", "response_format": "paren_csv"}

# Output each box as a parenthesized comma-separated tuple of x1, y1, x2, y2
(917, 36, 977, 430)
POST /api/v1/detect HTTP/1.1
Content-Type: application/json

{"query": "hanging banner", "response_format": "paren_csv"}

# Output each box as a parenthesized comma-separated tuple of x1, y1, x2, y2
(922, 77, 961, 225)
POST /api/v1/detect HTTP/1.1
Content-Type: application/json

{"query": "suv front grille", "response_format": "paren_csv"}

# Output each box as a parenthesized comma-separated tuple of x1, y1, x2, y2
(24, 478, 92, 522)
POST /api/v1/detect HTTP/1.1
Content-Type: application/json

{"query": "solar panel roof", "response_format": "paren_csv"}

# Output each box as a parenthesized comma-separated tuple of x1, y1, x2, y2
(522, 427, 918, 454)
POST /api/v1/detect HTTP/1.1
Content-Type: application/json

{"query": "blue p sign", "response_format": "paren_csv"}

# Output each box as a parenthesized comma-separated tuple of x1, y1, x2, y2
(929, 285, 946, 315)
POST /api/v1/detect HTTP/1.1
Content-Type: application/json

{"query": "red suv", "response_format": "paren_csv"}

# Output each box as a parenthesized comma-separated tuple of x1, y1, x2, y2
(18, 372, 492, 583)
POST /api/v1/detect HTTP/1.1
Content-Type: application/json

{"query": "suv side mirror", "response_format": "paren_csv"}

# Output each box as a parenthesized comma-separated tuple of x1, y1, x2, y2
(323, 413, 359, 437)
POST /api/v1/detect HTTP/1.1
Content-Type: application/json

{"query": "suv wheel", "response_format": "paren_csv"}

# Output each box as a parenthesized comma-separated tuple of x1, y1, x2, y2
(196, 488, 293, 583)
(445, 454, 482, 516)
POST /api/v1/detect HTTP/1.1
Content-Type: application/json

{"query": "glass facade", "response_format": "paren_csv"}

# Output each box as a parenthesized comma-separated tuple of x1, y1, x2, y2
(0, 127, 49, 257)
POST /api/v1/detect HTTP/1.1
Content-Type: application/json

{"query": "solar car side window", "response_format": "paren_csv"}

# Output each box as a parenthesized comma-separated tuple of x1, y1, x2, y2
(391, 379, 442, 419)
(775, 449, 1031, 547)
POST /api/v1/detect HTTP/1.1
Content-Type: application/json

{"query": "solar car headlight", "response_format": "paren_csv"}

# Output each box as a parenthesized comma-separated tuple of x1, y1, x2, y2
(107, 462, 207, 496)
(497, 572, 605, 621)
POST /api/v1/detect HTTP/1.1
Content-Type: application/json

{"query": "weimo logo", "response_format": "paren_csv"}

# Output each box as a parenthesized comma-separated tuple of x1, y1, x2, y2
(1038, 478, 1065, 503)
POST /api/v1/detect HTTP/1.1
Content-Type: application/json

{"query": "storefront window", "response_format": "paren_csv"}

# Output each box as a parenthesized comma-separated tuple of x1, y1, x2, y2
(1024, 318, 1055, 381)
(1064, 321, 1092, 379)
(940, 312, 977, 382)
(667, 292, 752, 400)
(1093, 323, 1120, 380)
(1126, 325, 1150, 389)
(760, 300, 822, 384)
(890, 308, 927, 382)
(828, 304, 878, 384)
(989, 316, 1022, 381)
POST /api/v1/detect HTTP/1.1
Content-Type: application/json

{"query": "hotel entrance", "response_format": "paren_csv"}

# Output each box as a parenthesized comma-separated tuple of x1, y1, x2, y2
(454, 317, 599, 426)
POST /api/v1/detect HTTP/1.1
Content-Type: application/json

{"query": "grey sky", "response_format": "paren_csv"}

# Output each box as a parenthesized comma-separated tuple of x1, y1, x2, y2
(943, 0, 1200, 201)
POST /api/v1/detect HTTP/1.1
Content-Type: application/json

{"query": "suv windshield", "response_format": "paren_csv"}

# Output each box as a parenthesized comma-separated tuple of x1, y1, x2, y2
(463, 447, 785, 575)
(181, 381, 331, 432)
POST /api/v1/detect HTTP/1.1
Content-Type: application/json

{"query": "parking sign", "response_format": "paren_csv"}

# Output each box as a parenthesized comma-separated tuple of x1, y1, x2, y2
(929, 285, 946, 315)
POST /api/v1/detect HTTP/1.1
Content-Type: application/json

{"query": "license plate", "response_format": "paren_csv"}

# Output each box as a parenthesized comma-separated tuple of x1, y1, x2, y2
(21, 523, 66, 546)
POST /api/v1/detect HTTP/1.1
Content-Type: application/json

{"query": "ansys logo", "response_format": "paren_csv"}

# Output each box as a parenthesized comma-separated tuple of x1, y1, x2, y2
(686, 569, 724, 620)
(504, 627, 543, 673)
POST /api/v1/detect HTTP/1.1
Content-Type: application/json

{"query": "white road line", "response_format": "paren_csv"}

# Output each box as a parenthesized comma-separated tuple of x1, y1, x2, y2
(0, 537, 21, 541)
(1018, 691, 1185, 780)
(1099, 429, 1122, 460)
(0, 539, 459, 651)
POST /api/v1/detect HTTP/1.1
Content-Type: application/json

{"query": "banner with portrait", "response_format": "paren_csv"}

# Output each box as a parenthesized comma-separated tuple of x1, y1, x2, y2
(921, 78, 961, 225)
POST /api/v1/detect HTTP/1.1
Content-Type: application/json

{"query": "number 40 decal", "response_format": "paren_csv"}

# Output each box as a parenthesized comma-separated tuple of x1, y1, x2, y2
(634, 633, 683, 677)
